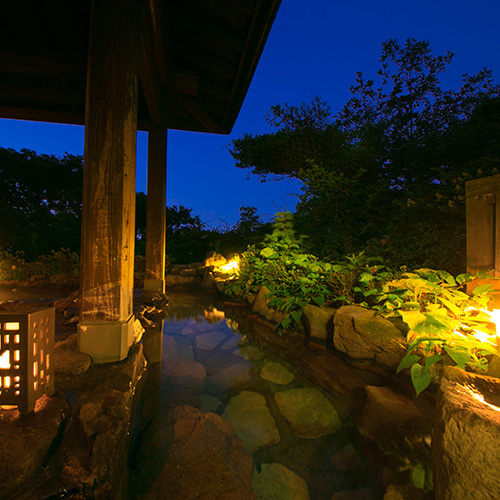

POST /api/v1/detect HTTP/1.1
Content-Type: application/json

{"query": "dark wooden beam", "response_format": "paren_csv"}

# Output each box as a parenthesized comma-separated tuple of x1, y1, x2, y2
(176, 95, 220, 132)
(170, 69, 199, 96)
(184, 0, 248, 29)
(223, 0, 281, 132)
(172, 39, 236, 80)
(0, 50, 86, 78)
(0, 85, 83, 106)
(0, 106, 84, 125)
(140, 2, 162, 125)
(146, 0, 171, 86)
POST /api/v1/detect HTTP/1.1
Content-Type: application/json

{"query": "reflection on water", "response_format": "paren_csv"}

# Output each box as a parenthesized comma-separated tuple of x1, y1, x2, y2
(127, 291, 383, 500)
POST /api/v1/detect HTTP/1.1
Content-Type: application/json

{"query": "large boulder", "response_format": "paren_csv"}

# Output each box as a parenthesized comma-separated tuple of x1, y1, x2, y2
(222, 390, 280, 453)
(356, 386, 429, 447)
(203, 251, 227, 268)
(274, 387, 341, 438)
(302, 304, 336, 341)
(333, 305, 407, 369)
(144, 405, 255, 500)
(252, 462, 310, 500)
(60, 344, 146, 490)
(433, 366, 500, 500)
(0, 394, 69, 498)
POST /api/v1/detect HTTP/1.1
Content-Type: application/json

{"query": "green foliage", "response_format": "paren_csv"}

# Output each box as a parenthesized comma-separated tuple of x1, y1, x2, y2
(225, 212, 333, 334)
(231, 39, 500, 274)
(0, 148, 83, 259)
(375, 268, 500, 395)
(0, 248, 79, 281)
(327, 251, 394, 306)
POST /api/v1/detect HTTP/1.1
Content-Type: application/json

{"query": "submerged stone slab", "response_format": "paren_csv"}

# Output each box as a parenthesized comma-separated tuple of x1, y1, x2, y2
(274, 387, 341, 438)
(221, 335, 245, 350)
(163, 358, 207, 392)
(233, 344, 265, 361)
(330, 444, 364, 471)
(222, 390, 280, 453)
(195, 330, 227, 350)
(208, 362, 252, 390)
(200, 395, 222, 413)
(144, 405, 255, 500)
(260, 361, 295, 385)
(433, 366, 500, 500)
(252, 463, 310, 500)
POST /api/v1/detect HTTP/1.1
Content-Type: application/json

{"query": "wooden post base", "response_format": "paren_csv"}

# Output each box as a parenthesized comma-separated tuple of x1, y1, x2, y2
(78, 315, 135, 363)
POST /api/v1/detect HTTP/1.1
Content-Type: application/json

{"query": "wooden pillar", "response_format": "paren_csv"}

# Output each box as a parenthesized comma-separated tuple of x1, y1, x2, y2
(144, 125, 167, 293)
(466, 174, 500, 308)
(78, 0, 141, 363)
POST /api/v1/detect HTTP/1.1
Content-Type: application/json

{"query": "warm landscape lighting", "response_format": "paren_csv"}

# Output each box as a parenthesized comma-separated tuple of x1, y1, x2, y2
(220, 259, 240, 273)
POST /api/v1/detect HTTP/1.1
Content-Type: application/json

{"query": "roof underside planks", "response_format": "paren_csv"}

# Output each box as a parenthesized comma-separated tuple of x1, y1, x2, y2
(0, 0, 281, 134)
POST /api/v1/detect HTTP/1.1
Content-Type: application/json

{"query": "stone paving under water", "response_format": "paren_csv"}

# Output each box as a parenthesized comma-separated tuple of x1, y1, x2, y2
(126, 291, 384, 500)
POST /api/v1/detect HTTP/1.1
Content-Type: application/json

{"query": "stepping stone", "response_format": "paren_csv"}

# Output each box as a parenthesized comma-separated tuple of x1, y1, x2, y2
(252, 462, 310, 500)
(274, 387, 341, 438)
(195, 331, 227, 350)
(233, 344, 265, 361)
(200, 395, 222, 413)
(222, 391, 280, 453)
(260, 361, 295, 385)
(208, 362, 252, 390)
(221, 335, 245, 350)
(330, 443, 364, 471)
(162, 359, 206, 392)
(181, 326, 195, 336)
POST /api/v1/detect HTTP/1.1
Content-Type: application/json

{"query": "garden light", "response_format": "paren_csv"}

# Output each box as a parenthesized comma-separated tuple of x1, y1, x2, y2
(0, 307, 55, 412)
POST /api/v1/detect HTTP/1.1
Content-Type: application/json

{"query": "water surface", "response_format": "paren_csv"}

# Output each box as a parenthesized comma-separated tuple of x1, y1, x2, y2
(127, 290, 384, 499)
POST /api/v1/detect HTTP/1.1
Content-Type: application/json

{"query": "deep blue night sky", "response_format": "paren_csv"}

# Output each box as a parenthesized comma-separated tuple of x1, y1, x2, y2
(1, 0, 499, 228)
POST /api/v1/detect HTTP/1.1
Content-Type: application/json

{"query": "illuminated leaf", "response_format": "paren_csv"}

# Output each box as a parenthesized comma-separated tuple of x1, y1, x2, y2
(424, 354, 443, 368)
(396, 354, 420, 374)
(290, 310, 303, 323)
(312, 295, 325, 307)
(399, 310, 427, 330)
(412, 464, 426, 489)
(473, 284, 493, 295)
(410, 364, 432, 396)
(443, 346, 470, 369)
(260, 247, 276, 259)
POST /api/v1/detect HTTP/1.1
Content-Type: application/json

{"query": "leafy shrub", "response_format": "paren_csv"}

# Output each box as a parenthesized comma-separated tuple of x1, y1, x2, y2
(375, 268, 500, 395)
(0, 248, 79, 281)
(225, 212, 333, 333)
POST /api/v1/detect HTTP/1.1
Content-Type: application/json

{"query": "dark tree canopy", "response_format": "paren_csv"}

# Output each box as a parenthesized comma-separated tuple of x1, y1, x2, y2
(230, 38, 500, 273)
(0, 148, 83, 259)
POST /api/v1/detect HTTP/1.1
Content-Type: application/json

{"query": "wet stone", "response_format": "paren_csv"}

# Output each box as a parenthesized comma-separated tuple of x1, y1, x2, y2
(330, 444, 365, 471)
(181, 326, 196, 336)
(208, 361, 252, 390)
(195, 330, 227, 350)
(252, 463, 310, 500)
(221, 335, 246, 350)
(260, 361, 295, 385)
(233, 344, 265, 361)
(274, 387, 342, 438)
(222, 390, 280, 453)
(200, 395, 222, 413)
